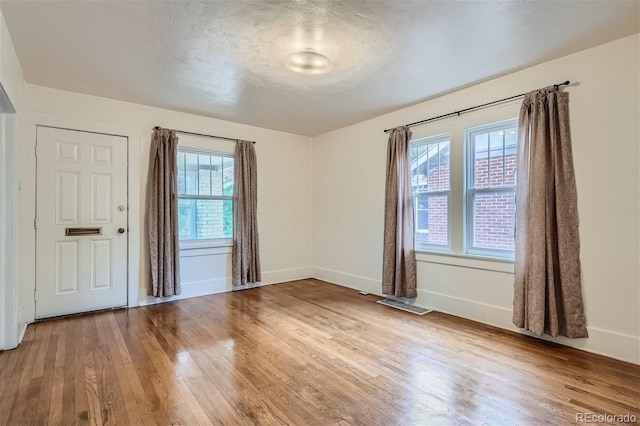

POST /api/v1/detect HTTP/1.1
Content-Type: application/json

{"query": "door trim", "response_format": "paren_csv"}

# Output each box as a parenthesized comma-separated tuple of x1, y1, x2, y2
(1, 112, 19, 349)
(36, 124, 132, 139)
(21, 113, 143, 328)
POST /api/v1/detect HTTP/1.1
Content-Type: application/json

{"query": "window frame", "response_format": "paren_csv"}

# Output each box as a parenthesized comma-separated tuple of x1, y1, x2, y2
(463, 118, 518, 259)
(176, 146, 234, 248)
(410, 133, 452, 252)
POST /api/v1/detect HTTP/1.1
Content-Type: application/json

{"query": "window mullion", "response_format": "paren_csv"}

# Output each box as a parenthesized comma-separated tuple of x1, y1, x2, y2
(486, 135, 490, 190)
(196, 154, 200, 196)
(464, 118, 518, 259)
(208, 154, 213, 196)
(502, 130, 506, 186)
(437, 142, 441, 192)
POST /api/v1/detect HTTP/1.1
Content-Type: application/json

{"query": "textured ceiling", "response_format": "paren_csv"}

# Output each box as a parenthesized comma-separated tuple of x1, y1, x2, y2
(2, 1, 638, 136)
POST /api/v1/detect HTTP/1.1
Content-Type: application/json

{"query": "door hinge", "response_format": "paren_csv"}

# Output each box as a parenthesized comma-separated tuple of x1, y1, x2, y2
(34, 145, 38, 157)
(34, 218, 38, 229)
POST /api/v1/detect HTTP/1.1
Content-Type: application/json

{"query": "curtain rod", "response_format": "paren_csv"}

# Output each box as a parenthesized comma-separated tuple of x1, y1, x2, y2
(383, 80, 570, 133)
(153, 126, 256, 144)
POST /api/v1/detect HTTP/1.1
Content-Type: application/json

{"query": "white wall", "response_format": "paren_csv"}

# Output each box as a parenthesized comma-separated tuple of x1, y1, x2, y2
(7, 15, 638, 366)
(0, 9, 26, 350)
(312, 34, 640, 364)
(19, 85, 313, 324)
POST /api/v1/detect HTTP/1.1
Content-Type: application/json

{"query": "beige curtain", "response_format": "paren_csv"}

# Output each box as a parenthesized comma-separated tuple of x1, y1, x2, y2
(232, 140, 261, 286)
(148, 128, 181, 297)
(513, 87, 588, 338)
(382, 126, 417, 298)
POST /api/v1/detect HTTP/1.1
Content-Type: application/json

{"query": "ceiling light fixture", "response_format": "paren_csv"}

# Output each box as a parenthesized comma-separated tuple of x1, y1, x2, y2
(284, 50, 332, 74)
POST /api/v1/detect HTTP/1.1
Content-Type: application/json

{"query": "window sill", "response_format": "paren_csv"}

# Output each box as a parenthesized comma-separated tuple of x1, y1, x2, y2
(415, 250, 514, 274)
(179, 238, 232, 257)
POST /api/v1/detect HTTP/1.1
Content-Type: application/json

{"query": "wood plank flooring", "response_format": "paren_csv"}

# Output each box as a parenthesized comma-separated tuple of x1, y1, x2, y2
(1, 279, 638, 425)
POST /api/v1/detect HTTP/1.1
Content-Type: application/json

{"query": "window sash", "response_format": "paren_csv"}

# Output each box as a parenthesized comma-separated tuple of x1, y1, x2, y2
(178, 194, 233, 201)
(465, 187, 515, 256)
(177, 147, 234, 197)
(463, 118, 517, 259)
(466, 119, 518, 191)
(414, 192, 451, 251)
(178, 198, 197, 240)
(411, 133, 451, 251)
(177, 147, 234, 243)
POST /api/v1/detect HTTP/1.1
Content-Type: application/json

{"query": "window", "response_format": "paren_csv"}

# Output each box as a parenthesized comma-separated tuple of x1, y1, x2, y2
(410, 134, 451, 250)
(177, 148, 234, 242)
(465, 118, 518, 258)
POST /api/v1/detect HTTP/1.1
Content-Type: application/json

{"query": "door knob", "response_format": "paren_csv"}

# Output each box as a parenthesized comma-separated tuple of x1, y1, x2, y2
(117, 228, 126, 234)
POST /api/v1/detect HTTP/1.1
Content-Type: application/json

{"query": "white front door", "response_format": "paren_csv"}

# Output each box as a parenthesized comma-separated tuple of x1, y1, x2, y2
(35, 126, 128, 319)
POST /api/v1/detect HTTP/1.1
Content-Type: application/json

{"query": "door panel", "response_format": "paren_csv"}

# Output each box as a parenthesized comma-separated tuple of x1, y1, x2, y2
(91, 174, 112, 223)
(55, 241, 79, 294)
(36, 126, 128, 318)
(90, 239, 112, 290)
(56, 171, 79, 223)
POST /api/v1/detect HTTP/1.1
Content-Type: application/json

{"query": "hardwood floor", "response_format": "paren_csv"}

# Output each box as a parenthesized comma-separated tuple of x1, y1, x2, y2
(1, 279, 638, 425)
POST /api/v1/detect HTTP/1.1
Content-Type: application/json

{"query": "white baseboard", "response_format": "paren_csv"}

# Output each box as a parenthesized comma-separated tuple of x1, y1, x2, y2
(0, 321, 28, 351)
(311, 267, 640, 366)
(136, 266, 312, 308)
(419, 289, 640, 365)
(18, 321, 27, 345)
(262, 266, 313, 285)
(312, 267, 383, 295)
(416, 288, 511, 326)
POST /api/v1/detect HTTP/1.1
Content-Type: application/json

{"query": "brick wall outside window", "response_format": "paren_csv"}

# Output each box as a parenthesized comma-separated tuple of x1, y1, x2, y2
(415, 163, 450, 245)
(414, 154, 516, 250)
(195, 168, 224, 239)
(472, 154, 517, 250)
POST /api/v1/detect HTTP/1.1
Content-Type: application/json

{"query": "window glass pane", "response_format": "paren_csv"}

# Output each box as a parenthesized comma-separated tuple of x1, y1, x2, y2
(427, 195, 448, 245)
(177, 151, 186, 195)
(427, 144, 440, 192)
(438, 141, 450, 191)
(472, 191, 515, 250)
(474, 133, 489, 189)
(489, 130, 505, 187)
(223, 199, 233, 237)
(410, 146, 418, 192)
(223, 157, 234, 196)
(210, 155, 223, 196)
(411, 135, 451, 249)
(412, 141, 452, 193)
(198, 154, 211, 195)
(504, 129, 517, 186)
(414, 194, 448, 246)
(178, 198, 194, 239)
(415, 195, 429, 231)
(414, 144, 427, 191)
(185, 152, 199, 195)
(177, 199, 232, 240)
(505, 129, 517, 150)
(177, 149, 235, 242)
